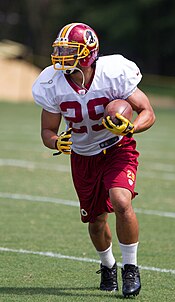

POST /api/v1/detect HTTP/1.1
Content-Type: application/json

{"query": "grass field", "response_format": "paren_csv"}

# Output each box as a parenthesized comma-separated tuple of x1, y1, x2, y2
(0, 101, 175, 302)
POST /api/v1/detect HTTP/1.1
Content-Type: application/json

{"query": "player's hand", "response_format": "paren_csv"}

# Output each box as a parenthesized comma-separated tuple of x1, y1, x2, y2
(102, 113, 134, 136)
(55, 128, 72, 155)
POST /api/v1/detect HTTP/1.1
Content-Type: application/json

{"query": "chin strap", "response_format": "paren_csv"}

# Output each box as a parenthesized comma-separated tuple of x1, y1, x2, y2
(63, 67, 87, 91)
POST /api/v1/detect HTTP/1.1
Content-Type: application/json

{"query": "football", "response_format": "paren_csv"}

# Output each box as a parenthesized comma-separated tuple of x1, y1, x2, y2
(104, 99, 133, 125)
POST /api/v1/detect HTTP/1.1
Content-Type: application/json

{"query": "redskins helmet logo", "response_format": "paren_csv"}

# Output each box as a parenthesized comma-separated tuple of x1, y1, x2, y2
(84, 29, 97, 47)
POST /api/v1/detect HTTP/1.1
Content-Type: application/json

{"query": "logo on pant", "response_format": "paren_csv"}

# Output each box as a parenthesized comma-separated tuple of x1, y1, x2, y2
(81, 209, 88, 216)
(127, 170, 135, 186)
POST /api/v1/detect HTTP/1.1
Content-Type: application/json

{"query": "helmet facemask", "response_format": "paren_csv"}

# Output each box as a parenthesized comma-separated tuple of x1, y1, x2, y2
(51, 41, 90, 73)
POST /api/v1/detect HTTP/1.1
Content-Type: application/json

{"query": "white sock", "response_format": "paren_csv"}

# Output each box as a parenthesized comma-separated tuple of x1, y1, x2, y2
(97, 243, 116, 268)
(119, 242, 139, 268)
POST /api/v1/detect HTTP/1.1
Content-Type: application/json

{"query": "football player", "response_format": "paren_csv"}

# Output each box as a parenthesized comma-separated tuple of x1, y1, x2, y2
(32, 22, 155, 298)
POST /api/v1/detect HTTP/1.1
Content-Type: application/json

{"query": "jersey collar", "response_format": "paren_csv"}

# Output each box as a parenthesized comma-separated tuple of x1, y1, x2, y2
(64, 68, 95, 95)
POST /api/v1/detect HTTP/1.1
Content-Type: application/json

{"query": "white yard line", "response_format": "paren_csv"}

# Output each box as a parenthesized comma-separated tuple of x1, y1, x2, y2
(0, 192, 175, 218)
(142, 162, 175, 172)
(0, 158, 175, 180)
(139, 171, 175, 181)
(0, 192, 78, 207)
(0, 158, 70, 172)
(0, 246, 174, 275)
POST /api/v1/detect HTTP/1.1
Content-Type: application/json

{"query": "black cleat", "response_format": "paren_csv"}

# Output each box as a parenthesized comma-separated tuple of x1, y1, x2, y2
(121, 264, 141, 297)
(96, 262, 118, 291)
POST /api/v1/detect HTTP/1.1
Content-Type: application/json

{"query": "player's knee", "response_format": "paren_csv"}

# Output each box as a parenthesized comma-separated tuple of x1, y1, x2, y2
(109, 187, 132, 215)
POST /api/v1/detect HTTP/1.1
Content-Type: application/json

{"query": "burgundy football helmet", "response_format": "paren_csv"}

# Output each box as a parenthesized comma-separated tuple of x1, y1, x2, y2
(51, 22, 99, 72)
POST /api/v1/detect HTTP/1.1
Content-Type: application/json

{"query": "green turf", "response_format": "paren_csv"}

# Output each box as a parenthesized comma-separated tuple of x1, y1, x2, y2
(0, 102, 175, 301)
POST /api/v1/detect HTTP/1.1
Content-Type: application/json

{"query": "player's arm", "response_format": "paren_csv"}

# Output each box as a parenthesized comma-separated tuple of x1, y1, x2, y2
(102, 88, 155, 136)
(41, 109, 61, 149)
(41, 109, 72, 155)
(126, 88, 156, 133)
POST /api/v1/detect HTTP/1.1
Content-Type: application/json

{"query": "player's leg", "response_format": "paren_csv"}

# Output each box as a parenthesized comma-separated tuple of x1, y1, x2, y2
(88, 212, 111, 251)
(88, 212, 118, 291)
(109, 187, 141, 297)
(110, 187, 138, 244)
(71, 150, 117, 291)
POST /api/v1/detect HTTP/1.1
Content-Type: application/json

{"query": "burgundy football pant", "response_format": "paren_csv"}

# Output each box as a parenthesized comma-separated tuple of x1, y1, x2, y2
(71, 136, 139, 223)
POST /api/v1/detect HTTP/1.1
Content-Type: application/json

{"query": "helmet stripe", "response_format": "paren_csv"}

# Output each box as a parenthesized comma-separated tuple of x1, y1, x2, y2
(60, 23, 87, 40)
(60, 24, 72, 38)
(60, 23, 79, 38)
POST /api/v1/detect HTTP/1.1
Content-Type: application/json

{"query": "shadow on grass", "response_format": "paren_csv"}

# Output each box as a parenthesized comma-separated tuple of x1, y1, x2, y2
(0, 287, 129, 299)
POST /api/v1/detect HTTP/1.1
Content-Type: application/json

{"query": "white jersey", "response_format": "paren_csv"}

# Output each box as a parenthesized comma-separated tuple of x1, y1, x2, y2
(32, 55, 142, 156)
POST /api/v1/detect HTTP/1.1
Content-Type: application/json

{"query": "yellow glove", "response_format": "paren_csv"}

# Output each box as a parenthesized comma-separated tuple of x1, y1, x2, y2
(102, 113, 134, 136)
(55, 128, 72, 155)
